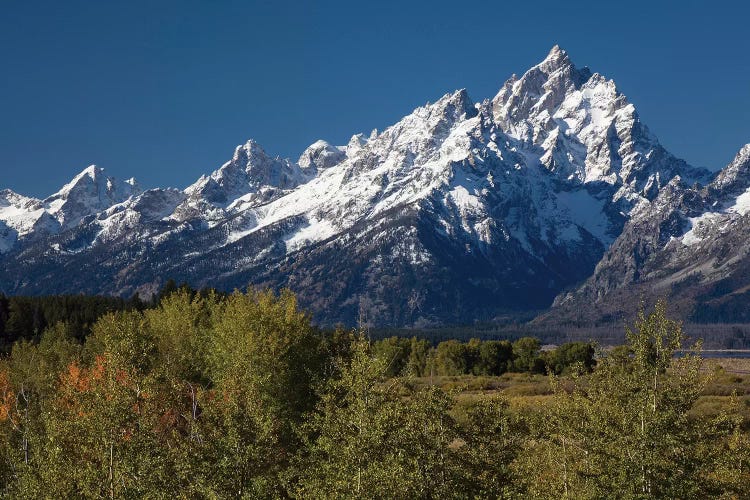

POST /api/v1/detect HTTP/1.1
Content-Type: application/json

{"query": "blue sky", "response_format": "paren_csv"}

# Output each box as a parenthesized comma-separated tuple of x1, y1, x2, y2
(2, 0, 748, 197)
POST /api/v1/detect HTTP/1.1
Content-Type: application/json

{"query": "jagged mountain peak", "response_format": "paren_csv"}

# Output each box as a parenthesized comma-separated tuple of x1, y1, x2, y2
(42, 165, 141, 230)
(52, 165, 103, 196)
(297, 140, 346, 174)
(0, 188, 37, 206)
(426, 88, 476, 119)
(47, 165, 140, 201)
(182, 137, 309, 214)
(179, 89, 480, 220)
(223, 139, 301, 183)
(0, 165, 140, 247)
(537, 45, 580, 75)
(711, 143, 750, 194)
(383, 89, 477, 134)
(522, 44, 584, 82)
(364, 89, 478, 152)
(345, 134, 368, 156)
(232, 139, 271, 165)
(545, 44, 564, 58)
(489, 47, 710, 205)
(492, 46, 592, 132)
(78, 164, 101, 177)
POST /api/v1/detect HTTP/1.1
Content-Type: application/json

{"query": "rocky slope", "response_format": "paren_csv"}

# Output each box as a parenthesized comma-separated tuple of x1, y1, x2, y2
(546, 144, 750, 325)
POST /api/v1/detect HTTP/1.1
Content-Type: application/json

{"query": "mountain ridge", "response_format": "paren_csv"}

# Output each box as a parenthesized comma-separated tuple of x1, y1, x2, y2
(2, 46, 744, 327)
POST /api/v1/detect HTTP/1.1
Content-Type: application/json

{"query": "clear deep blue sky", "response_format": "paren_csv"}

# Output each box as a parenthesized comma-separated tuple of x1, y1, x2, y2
(2, 0, 748, 198)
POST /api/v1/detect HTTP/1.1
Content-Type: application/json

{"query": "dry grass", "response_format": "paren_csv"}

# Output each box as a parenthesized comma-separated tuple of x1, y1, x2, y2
(702, 357, 750, 373)
(407, 358, 750, 424)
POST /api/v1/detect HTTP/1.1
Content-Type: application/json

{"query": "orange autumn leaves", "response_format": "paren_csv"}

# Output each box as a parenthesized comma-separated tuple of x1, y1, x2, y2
(60, 357, 103, 393)
(56, 356, 141, 417)
(0, 369, 12, 423)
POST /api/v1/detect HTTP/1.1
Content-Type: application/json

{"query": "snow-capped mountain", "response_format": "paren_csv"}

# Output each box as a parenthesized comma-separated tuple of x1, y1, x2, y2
(492, 46, 709, 202)
(0, 46, 731, 327)
(0, 166, 139, 251)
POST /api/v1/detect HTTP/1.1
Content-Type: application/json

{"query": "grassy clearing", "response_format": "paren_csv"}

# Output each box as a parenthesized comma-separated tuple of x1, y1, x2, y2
(405, 357, 750, 424)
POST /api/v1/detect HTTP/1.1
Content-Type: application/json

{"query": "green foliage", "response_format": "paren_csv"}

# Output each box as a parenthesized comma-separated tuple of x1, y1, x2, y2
(202, 288, 324, 496)
(406, 336, 430, 377)
(0, 295, 747, 497)
(0, 294, 138, 350)
(544, 341, 596, 375)
(457, 396, 527, 498)
(512, 336, 544, 373)
(435, 339, 472, 375)
(294, 335, 466, 499)
(0, 294, 9, 340)
(371, 336, 411, 377)
(476, 340, 514, 375)
(0, 287, 328, 497)
(517, 299, 745, 499)
(377, 335, 595, 378)
(144, 289, 219, 392)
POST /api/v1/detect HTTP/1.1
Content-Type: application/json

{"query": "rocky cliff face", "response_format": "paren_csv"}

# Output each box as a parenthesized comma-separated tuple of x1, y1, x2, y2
(544, 144, 750, 325)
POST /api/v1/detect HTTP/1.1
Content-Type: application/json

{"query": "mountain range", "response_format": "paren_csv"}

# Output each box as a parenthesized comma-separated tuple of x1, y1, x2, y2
(2, 46, 747, 327)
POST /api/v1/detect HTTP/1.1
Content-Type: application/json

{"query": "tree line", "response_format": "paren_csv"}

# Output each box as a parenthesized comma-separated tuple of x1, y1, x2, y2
(0, 293, 137, 349)
(0, 291, 747, 498)
(371, 336, 595, 378)
(0, 280, 220, 351)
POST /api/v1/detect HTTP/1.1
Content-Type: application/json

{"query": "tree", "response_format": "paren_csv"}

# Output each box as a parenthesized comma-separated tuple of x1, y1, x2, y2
(294, 335, 464, 499)
(202, 288, 324, 496)
(4, 299, 36, 345)
(406, 336, 431, 377)
(544, 342, 596, 375)
(456, 396, 527, 498)
(16, 311, 164, 497)
(0, 363, 15, 491)
(156, 279, 179, 304)
(476, 340, 513, 376)
(372, 336, 411, 377)
(435, 340, 470, 375)
(145, 289, 213, 383)
(512, 337, 544, 373)
(516, 300, 730, 498)
(0, 293, 9, 338)
(704, 396, 750, 498)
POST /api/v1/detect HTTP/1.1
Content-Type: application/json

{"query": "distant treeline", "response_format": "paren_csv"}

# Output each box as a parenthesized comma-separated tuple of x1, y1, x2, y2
(370, 323, 630, 347)
(372, 336, 595, 378)
(0, 288, 595, 378)
(372, 322, 750, 349)
(3, 280, 750, 353)
(0, 294, 137, 349)
(0, 280, 223, 351)
(0, 283, 593, 377)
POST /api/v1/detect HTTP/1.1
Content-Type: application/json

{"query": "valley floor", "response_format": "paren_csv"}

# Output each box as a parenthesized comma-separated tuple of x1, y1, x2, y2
(407, 357, 750, 425)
